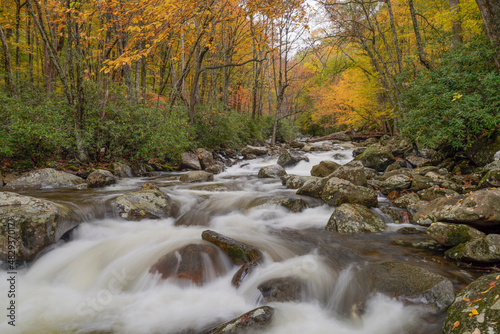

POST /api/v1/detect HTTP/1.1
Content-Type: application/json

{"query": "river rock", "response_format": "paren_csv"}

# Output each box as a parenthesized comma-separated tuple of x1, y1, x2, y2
(484, 160, 500, 172)
(352, 147, 367, 157)
(3, 168, 86, 190)
(369, 262, 455, 312)
(86, 169, 116, 188)
(356, 146, 396, 172)
(393, 193, 420, 209)
(377, 175, 412, 195)
(284, 175, 311, 189)
(180, 171, 214, 183)
(149, 244, 228, 285)
(321, 177, 378, 207)
(205, 163, 225, 175)
(232, 261, 258, 287)
(113, 183, 178, 221)
(326, 204, 386, 234)
(258, 164, 286, 179)
(180, 152, 202, 170)
(241, 145, 268, 157)
(0, 192, 81, 261)
(113, 162, 134, 178)
(310, 160, 341, 177)
(277, 149, 309, 167)
(478, 168, 500, 189)
(329, 161, 367, 186)
(445, 234, 500, 263)
(195, 148, 216, 169)
(206, 306, 274, 334)
(466, 131, 500, 166)
(258, 277, 307, 302)
(413, 188, 500, 228)
(408, 174, 436, 192)
(443, 272, 500, 334)
(417, 186, 459, 201)
(272, 197, 308, 212)
(201, 230, 263, 264)
(296, 177, 327, 198)
(426, 222, 486, 247)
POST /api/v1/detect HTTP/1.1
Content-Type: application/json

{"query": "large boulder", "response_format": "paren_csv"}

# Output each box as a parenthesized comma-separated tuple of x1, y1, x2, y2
(0, 192, 81, 261)
(180, 152, 202, 170)
(326, 204, 386, 234)
(86, 169, 116, 188)
(113, 162, 134, 178)
(445, 234, 500, 263)
(377, 175, 412, 195)
(258, 164, 286, 179)
(283, 175, 311, 189)
(478, 168, 500, 189)
(258, 277, 307, 302)
(113, 183, 178, 221)
(369, 262, 455, 312)
(3, 168, 86, 190)
(206, 306, 274, 334)
(329, 161, 367, 187)
(205, 163, 225, 175)
(413, 189, 500, 228)
(296, 177, 327, 198)
(201, 230, 263, 265)
(149, 244, 228, 285)
(195, 148, 216, 169)
(443, 272, 500, 334)
(321, 177, 378, 207)
(241, 145, 268, 157)
(179, 171, 214, 183)
(277, 149, 309, 167)
(426, 222, 485, 247)
(466, 131, 500, 166)
(356, 146, 396, 172)
(310, 160, 341, 177)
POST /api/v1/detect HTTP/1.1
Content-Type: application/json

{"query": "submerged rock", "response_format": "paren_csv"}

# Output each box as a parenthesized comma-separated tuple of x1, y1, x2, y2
(258, 277, 307, 302)
(258, 164, 286, 179)
(180, 171, 214, 183)
(369, 262, 455, 312)
(86, 169, 116, 188)
(326, 204, 386, 234)
(0, 192, 81, 261)
(426, 222, 485, 247)
(443, 272, 500, 334)
(202, 230, 263, 264)
(149, 244, 228, 285)
(113, 183, 178, 221)
(206, 306, 274, 334)
(445, 234, 500, 263)
(3, 168, 86, 190)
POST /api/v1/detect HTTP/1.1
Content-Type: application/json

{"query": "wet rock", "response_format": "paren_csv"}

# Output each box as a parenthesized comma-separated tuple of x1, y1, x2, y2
(131, 162, 152, 176)
(3, 168, 86, 190)
(231, 261, 258, 287)
(427, 222, 486, 247)
(380, 168, 413, 181)
(393, 193, 420, 209)
(258, 164, 286, 179)
(205, 163, 225, 175)
(377, 175, 412, 195)
(380, 206, 410, 224)
(310, 160, 341, 177)
(326, 204, 386, 234)
(189, 184, 231, 192)
(149, 244, 228, 285)
(352, 147, 367, 157)
(241, 145, 268, 157)
(0, 192, 82, 261)
(384, 161, 403, 173)
(113, 183, 178, 221)
(321, 177, 378, 207)
(356, 146, 396, 172)
(258, 277, 306, 302)
(397, 227, 421, 235)
(413, 188, 500, 228)
(196, 148, 216, 169)
(484, 160, 500, 172)
(479, 168, 500, 189)
(272, 197, 308, 212)
(277, 149, 310, 167)
(296, 177, 327, 198)
(329, 161, 367, 187)
(407, 200, 430, 220)
(364, 168, 378, 180)
(408, 174, 435, 192)
(86, 169, 116, 188)
(445, 234, 500, 263)
(369, 262, 455, 312)
(202, 230, 263, 265)
(113, 162, 134, 178)
(180, 171, 214, 183)
(443, 272, 500, 334)
(180, 152, 202, 170)
(284, 175, 311, 189)
(206, 306, 274, 334)
(466, 131, 500, 166)
(417, 186, 459, 201)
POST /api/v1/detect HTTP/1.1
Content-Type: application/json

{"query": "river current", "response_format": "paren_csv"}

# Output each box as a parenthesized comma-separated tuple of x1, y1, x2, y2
(0, 144, 480, 334)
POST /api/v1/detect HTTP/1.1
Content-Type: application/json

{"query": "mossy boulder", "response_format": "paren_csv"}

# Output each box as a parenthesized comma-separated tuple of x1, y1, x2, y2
(329, 161, 367, 186)
(377, 175, 412, 195)
(443, 272, 500, 334)
(478, 168, 500, 189)
(86, 169, 116, 188)
(310, 160, 341, 177)
(445, 234, 500, 263)
(466, 131, 500, 166)
(426, 222, 485, 247)
(321, 177, 378, 207)
(417, 186, 459, 201)
(296, 177, 328, 198)
(283, 175, 311, 189)
(393, 193, 420, 209)
(3, 168, 86, 190)
(356, 146, 396, 172)
(0, 192, 82, 261)
(326, 204, 385, 234)
(113, 183, 178, 221)
(369, 262, 455, 312)
(258, 164, 286, 179)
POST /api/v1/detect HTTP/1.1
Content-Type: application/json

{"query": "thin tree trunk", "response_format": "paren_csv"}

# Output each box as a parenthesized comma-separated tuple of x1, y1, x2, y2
(408, 0, 433, 69)
(449, 0, 463, 45)
(475, 0, 500, 74)
(0, 24, 16, 97)
(386, 0, 403, 74)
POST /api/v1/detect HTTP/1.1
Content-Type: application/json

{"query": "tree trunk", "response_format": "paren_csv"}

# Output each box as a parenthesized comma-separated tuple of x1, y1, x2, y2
(450, 0, 463, 45)
(0, 24, 16, 97)
(386, 0, 403, 74)
(408, 0, 433, 69)
(475, 0, 500, 74)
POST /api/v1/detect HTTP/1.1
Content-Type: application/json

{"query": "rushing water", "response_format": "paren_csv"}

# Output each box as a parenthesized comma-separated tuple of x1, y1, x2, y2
(0, 144, 480, 334)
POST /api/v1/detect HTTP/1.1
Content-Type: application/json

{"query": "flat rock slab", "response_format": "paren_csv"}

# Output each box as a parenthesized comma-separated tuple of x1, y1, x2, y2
(201, 230, 263, 265)
(3, 168, 85, 190)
